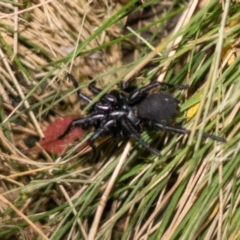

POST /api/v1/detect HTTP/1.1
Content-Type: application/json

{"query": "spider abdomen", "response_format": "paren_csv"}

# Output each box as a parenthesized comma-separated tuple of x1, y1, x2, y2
(137, 92, 178, 122)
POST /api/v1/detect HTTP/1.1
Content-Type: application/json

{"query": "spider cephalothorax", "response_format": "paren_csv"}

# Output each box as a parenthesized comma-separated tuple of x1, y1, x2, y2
(59, 74, 225, 161)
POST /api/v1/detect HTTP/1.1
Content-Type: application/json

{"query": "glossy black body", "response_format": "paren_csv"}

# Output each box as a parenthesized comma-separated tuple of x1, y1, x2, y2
(59, 74, 225, 161)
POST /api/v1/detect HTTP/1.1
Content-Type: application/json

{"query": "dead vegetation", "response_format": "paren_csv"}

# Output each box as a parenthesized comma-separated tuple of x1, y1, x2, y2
(0, 1, 239, 240)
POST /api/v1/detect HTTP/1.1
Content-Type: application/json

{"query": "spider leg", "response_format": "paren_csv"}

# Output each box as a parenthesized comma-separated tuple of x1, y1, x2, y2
(120, 81, 137, 92)
(151, 122, 226, 142)
(88, 119, 117, 161)
(128, 81, 188, 104)
(88, 81, 101, 94)
(58, 114, 105, 139)
(88, 128, 105, 162)
(90, 82, 118, 105)
(66, 73, 92, 103)
(122, 119, 161, 157)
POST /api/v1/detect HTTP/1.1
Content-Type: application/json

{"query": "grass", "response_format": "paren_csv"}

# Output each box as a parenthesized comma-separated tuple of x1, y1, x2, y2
(0, 0, 240, 240)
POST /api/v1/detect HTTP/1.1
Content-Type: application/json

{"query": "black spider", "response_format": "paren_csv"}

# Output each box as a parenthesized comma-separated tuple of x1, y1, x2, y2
(59, 74, 225, 161)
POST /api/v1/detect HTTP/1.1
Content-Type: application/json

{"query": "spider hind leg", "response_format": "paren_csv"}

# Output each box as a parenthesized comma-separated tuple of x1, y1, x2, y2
(122, 119, 161, 157)
(151, 122, 226, 142)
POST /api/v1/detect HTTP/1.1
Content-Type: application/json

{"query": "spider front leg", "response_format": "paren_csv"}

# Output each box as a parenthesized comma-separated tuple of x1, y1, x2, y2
(58, 114, 115, 161)
(151, 122, 226, 142)
(58, 114, 105, 139)
(88, 119, 117, 162)
(89, 81, 118, 106)
(88, 128, 105, 162)
(88, 81, 102, 95)
(66, 73, 93, 103)
(120, 81, 137, 93)
(128, 81, 188, 104)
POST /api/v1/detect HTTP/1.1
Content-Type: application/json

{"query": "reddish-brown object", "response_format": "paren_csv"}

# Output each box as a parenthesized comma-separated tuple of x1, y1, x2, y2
(38, 117, 87, 156)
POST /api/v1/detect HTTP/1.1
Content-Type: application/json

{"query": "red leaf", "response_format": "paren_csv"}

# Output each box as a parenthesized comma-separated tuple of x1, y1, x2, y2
(38, 117, 87, 156)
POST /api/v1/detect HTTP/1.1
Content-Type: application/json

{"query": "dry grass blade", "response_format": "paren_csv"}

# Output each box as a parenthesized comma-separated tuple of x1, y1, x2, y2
(0, 0, 239, 239)
(88, 141, 132, 240)
(0, 194, 49, 240)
